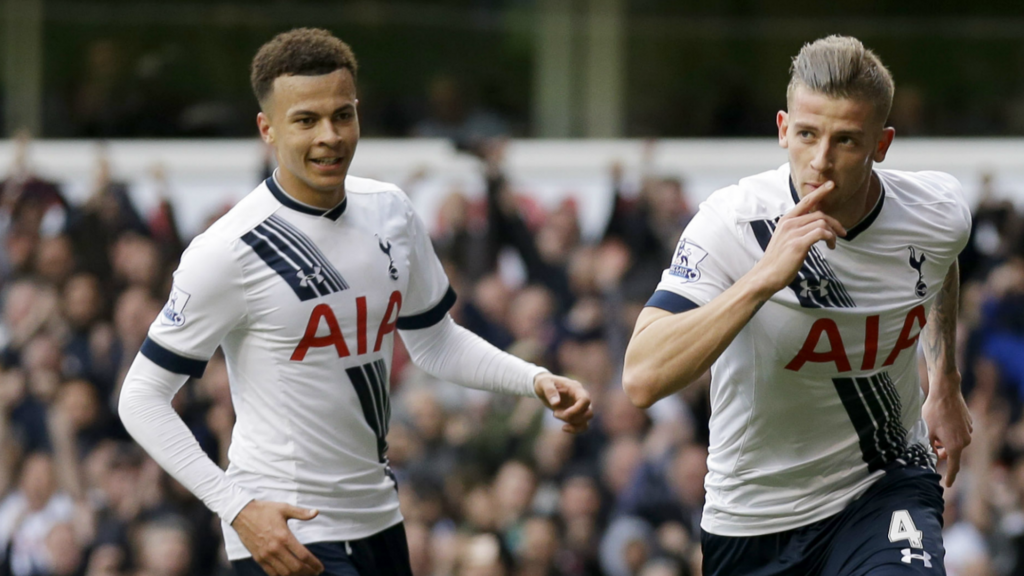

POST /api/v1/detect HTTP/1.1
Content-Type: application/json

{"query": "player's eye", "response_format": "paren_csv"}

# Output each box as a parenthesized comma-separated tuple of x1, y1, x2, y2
(296, 117, 316, 126)
(798, 130, 814, 139)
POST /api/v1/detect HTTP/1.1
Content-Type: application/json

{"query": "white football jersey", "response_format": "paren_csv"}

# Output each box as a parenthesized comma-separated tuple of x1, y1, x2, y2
(143, 174, 452, 559)
(649, 164, 971, 536)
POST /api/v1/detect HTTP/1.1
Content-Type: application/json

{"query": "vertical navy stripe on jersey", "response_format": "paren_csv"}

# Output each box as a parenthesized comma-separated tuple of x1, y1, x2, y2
(833, 372, 914, 472)
(750, 218, 855, 309)
(855, 376, 902, 467)
(876, 372, 936, 471)
(345, 360, 390, 464)
(833, 376, 884, 471)
(371, 360, 392, 423)
(241, 215, 349, 301)
(872, 372, 909, 462)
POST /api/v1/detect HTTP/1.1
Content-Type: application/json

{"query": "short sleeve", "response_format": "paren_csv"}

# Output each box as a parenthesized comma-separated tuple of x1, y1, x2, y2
(647, 204, 744, 313)
(143, 234, 247, 377)
(396, 199, 454, 330)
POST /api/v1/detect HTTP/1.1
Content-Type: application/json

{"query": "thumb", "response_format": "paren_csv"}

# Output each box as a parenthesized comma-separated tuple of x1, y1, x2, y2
(283, 505, 319, 521)
(538, 379, 560, 406)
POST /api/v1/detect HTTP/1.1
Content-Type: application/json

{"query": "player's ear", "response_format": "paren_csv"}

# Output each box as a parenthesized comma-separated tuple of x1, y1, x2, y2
(257, 111, 274, 145)
(777, 111, 789, 149)
(873, 126, 895, 162)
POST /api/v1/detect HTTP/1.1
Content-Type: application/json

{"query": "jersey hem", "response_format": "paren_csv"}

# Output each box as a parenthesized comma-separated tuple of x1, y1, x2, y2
(700, 471, 881, 537)
(223, 513, 404, 560)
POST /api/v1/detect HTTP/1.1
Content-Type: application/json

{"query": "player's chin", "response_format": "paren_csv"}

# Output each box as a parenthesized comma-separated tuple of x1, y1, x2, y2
(304, 162, 347, 187)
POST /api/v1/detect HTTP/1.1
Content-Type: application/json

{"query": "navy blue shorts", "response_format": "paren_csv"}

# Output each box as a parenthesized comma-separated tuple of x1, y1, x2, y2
(232, 522, 412, 576)
(702, 467, 946, 576)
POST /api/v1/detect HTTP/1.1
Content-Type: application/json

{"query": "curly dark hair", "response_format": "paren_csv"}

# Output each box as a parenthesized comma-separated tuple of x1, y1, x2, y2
(250, 28, 358, 105)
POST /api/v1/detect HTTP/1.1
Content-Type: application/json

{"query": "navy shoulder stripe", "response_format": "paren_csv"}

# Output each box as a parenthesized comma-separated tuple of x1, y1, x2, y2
(646, 290, 701, 314)
(140, 337, 208, 378)
(397, 287, 457, 330)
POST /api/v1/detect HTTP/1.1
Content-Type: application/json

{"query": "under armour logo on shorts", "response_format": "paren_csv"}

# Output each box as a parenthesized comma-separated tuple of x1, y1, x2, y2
(901, 548, 931, 567)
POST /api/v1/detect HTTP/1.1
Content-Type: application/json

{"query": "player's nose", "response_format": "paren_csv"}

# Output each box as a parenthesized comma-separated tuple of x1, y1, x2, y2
(809, 141, 833, 172)
(315, 118, 344, 146)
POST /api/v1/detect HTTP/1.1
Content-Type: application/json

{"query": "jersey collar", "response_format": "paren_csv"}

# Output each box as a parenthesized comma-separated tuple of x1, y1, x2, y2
(266, 172, 347, 221)
(788, 176, 885, 242)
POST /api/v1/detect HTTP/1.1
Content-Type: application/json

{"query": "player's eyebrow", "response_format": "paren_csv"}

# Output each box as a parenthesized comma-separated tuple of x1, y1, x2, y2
(288, 104, 355, 118)
(792, 122, 865, 137)
(831, 128, 865, 137)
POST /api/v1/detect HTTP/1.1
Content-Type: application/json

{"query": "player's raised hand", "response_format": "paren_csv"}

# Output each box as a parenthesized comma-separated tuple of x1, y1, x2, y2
(232, 500, 325, 576)
(921, 385, 973, 487)
(534, 374, 593, 433)
(751, 181, 847, 295)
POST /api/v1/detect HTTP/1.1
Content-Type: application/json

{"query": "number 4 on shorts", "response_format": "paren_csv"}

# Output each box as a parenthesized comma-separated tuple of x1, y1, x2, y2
(888, 510, 924, 549)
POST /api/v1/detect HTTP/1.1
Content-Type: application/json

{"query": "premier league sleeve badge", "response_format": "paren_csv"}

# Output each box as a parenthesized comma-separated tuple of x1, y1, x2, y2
(159, 285, 192, 327)
(669, 239, 709, 283)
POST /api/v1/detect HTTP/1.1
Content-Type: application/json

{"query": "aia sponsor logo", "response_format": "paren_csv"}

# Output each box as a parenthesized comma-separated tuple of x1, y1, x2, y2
(291, 291, 402, 361)
(786, 306, 926, 373)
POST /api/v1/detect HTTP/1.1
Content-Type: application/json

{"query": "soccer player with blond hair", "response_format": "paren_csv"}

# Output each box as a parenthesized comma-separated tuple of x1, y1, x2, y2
(625, 35, 971, 574)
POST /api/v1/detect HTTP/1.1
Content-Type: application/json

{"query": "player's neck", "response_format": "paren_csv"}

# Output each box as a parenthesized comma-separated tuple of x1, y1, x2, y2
(274, 168, 346, 210)
(823, 171, 881, 231)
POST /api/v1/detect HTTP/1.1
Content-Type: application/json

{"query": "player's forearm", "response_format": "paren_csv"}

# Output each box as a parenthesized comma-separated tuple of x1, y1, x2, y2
(400, 315, 546, 398)
(923, 262, 961, 394)
(623, 275, 770, 408)
(118, 353, 254, 522)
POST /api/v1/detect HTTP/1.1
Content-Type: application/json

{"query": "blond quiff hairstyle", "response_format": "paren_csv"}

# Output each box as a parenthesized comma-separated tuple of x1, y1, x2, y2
(787, 35, 894, 123)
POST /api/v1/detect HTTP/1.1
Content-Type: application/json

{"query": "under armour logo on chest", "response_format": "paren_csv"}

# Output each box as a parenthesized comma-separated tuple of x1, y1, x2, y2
(800, 278, 830, 298)
(901, 549, 931, 567)
(297, 265, 325, 287)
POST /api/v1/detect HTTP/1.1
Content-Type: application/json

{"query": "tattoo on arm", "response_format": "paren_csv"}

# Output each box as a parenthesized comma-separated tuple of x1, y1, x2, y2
(924, 261, 959, 376)
(751, 301, 765, 318)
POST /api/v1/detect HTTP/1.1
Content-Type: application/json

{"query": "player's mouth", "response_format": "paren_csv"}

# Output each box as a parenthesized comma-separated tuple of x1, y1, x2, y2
(309, 157, 344, 171)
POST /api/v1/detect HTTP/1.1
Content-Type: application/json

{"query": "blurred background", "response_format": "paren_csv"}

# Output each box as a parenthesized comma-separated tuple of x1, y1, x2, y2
(2, 2, 1024, 576)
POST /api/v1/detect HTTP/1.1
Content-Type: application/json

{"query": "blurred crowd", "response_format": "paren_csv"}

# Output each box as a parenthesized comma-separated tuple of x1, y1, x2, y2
(28, 34, 1024, 140)
(1, 130, 1024, 576)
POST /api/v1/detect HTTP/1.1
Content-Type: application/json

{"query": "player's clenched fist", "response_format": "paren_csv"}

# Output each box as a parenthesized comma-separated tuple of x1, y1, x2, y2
(751, 181, 847, 295)
(232, 500, 325, 576)
(534, 374, 594, 433)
